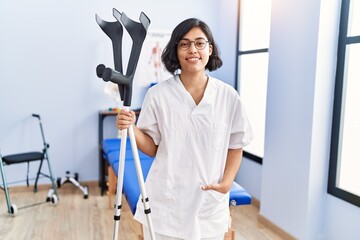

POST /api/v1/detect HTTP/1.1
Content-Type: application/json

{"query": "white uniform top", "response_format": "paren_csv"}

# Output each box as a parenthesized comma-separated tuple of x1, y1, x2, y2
(134, 75, 253, 239)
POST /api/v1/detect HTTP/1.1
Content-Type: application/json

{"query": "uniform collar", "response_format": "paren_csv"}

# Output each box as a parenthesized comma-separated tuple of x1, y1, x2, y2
(174, 74, 216, 113)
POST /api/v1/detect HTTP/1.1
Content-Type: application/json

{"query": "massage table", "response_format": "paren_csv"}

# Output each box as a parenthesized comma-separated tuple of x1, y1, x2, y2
(102, 138, 251, 240)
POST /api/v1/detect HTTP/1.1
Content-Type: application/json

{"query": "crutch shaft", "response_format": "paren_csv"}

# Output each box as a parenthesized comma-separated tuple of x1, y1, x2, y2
(113, 125, 128, 240)
(128, 125, 156, 240)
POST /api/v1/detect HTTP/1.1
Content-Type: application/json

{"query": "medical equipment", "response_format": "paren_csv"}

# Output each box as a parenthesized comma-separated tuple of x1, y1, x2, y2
(0, 114, 59, 215)
(57, 171, 89, 199)
(95, 9, 155, 240)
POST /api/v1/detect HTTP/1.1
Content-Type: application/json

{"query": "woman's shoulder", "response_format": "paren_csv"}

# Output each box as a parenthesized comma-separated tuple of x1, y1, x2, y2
(146, 75, 176, 96)
(210, 76, 238, 96)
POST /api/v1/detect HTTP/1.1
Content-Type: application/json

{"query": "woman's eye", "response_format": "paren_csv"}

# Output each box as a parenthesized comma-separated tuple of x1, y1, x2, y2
(196, 42, 205, 47)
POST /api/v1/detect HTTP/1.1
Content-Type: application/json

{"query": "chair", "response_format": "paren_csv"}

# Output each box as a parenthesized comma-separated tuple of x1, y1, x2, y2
(0, 114, 59, 215)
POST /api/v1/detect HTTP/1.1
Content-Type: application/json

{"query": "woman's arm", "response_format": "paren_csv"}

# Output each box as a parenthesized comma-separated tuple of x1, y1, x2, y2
(201, 148, 243, 194)
(132, 124, 158, 157)
(116, 110, 158, 157)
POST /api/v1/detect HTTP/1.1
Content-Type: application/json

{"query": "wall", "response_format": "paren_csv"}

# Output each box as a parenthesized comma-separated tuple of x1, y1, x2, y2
(211, 0, 238, 86)
(261, 0, 321, 237)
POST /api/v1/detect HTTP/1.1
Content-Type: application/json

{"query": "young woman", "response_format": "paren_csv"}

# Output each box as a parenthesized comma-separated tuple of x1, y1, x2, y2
(116, 18, 253, 240)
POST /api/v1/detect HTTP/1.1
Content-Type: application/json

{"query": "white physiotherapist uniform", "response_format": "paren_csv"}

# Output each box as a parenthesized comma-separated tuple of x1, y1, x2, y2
(134, 74, 253, 239)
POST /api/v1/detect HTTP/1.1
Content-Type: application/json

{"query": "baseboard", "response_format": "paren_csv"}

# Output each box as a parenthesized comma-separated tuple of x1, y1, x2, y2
(250, 197, 296, 240)
(258, 214, 296, 240)
(251, 196, 260, 208)
(5, 180, 98, 192)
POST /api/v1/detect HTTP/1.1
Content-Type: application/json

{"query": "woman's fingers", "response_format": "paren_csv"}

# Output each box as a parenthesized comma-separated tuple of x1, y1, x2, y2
(201, 183, 228, 194)
(116, 110, 136, 129)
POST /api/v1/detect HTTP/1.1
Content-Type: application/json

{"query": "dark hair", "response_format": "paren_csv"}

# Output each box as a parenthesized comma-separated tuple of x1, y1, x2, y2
(161, 18, 223, 74)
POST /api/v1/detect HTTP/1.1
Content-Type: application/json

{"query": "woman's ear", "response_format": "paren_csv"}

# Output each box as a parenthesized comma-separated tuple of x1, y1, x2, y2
(209, 44, 213, 55)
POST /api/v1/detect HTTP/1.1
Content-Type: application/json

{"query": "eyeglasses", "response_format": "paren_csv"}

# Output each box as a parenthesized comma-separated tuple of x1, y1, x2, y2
(177, 39, 209, 50)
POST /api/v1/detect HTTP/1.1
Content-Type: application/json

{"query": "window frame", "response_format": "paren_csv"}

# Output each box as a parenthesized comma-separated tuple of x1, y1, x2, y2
(327, 0, 360, 207)
(235, 0, 270, 165)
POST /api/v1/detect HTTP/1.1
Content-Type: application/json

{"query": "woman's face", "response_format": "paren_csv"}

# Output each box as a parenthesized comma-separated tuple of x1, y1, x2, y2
(177, 27, 213, 74)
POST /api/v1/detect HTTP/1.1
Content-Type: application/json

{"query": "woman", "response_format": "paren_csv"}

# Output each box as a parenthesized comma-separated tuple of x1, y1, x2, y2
(116, 18, 253, 240)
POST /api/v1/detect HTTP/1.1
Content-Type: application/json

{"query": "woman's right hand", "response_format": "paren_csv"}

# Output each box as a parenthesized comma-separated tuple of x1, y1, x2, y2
(116, 110, 136, 130)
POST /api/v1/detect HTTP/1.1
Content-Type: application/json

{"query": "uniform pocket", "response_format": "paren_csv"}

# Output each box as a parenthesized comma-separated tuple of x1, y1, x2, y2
(199, 189, 228, 219)
(212, 122, 228, 150)
(207, 189, 227, 203)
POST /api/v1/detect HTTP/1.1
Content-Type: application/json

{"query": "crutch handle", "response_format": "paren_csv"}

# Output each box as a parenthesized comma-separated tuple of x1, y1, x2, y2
(32, 114, 41, 120)
(96, 64, 106, 78)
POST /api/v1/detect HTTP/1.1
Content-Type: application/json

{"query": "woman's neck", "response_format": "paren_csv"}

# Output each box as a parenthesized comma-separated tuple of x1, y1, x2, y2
(179, 72, 209, 105)
(179, 72, 208, 90)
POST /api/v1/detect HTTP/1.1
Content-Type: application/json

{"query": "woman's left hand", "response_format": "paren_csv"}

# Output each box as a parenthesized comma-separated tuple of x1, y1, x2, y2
(201, 182, 231, 194)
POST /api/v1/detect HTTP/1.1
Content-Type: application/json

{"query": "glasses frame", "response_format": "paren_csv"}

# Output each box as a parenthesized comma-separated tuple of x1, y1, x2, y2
(177, 38, 209, 51)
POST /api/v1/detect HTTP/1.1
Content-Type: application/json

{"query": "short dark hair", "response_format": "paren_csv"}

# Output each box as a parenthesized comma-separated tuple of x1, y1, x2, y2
(161, 18, 223, 75)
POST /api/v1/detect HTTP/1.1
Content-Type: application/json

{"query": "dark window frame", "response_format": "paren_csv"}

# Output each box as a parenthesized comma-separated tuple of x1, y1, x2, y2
(235, 0, 269, 165)
(327, 0, 360, 207)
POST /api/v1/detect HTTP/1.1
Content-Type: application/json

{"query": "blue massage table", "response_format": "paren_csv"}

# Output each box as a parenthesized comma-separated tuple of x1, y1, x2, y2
(102, 138, 251, 239)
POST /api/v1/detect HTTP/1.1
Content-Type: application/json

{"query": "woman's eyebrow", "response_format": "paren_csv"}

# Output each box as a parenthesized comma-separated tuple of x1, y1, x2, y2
(180, 37, 207, 41)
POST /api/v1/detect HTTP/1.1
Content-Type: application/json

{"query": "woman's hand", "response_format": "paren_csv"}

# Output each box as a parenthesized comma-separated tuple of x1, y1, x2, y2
(201, 182, 231, 194)
(116, 110, 136, 130)
(201, 149, 243, 194)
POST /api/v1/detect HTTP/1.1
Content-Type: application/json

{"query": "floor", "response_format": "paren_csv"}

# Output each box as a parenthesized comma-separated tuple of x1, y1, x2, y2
(0, 182, 294, 240)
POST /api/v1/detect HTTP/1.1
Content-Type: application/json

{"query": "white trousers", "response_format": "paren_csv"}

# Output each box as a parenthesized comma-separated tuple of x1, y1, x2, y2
(143, 225, 224, 240)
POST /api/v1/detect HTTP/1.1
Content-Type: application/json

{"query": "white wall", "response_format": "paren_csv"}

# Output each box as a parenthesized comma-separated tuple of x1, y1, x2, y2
(262, 0, 321, 238)
(211, 0, 238, 86)
(235, 158, 262, 200)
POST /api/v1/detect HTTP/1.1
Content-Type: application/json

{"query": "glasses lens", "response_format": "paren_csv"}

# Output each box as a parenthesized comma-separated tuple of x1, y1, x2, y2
(178, 40, 190, 50)
(195, 39, 207, 50)
(178, 39, 208, 50)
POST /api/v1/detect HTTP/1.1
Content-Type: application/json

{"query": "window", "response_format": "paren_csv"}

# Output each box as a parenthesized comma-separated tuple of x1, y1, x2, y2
(328, 0, 360, 207)
(236, 0, 272, 164)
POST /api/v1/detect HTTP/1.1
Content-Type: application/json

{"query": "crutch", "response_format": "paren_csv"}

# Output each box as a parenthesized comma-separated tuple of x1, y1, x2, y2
(95, 9, 156, 240)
